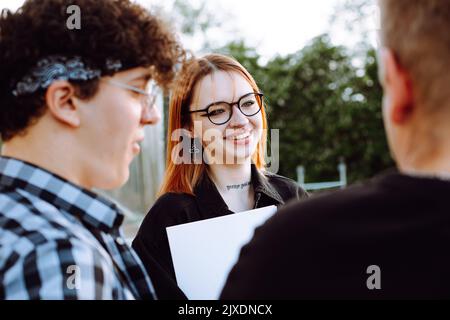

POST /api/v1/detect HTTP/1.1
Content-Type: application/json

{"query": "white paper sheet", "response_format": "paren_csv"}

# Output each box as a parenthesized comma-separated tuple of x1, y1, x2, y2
(166, 205, 277, 300)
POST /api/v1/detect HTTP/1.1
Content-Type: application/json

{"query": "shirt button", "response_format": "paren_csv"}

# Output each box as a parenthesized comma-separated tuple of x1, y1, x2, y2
(115, 237, 126, 245)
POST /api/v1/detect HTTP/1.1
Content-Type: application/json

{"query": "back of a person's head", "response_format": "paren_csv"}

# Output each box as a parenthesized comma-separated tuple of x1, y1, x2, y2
(379, 0, 450, 119)
(0, 0, 184, 141)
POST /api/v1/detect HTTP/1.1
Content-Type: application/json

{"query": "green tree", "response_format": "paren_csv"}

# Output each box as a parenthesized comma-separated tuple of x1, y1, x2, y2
(221, 35, 393, 184)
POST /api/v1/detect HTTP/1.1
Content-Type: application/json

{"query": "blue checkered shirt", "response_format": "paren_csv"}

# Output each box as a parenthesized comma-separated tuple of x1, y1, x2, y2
(0, 157, 156, 300)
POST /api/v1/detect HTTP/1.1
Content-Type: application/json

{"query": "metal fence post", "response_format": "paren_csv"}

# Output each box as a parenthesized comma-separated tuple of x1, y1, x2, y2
(297, 165, 305, 185)
(338, 159, 347, 188)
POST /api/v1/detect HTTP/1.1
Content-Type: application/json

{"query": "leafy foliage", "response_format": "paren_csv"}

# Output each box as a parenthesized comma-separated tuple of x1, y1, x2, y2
(219, 36, 394, 183)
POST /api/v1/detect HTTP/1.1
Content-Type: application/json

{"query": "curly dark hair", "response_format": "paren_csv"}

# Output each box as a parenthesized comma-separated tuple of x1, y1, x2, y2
(0, 0, 185, 141)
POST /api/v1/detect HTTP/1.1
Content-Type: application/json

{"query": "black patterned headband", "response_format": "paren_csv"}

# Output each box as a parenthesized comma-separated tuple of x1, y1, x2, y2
(12, 55, 123, 97)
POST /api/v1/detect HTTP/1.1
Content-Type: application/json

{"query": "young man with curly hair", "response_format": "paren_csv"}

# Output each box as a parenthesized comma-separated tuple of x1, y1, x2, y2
(0, 0, 184, 299)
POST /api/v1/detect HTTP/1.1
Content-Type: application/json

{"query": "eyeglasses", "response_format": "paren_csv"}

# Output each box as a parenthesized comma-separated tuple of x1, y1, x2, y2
(189, 92, 264, 125)
(105, 79, 157, 109)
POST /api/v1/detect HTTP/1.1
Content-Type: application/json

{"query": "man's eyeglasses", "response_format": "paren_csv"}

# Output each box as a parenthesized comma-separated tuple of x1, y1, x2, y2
(105, 79, 157, 109)
(189, 92, 264, 125)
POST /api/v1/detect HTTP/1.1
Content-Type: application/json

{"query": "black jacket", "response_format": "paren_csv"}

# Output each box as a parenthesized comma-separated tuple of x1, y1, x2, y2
(132, 165, 307, 299)
(220, 171, 450, 299)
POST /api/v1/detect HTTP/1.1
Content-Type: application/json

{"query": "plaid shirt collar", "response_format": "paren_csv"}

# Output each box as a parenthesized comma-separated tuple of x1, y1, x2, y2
(0, 156, 124, 233)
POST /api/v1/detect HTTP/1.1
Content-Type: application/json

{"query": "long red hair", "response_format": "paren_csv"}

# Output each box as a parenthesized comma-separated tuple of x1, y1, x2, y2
(158, 54, 268, 196)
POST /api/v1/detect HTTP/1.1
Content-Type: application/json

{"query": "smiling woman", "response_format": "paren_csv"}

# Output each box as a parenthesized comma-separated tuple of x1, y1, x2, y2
(132, 54, 308, 299)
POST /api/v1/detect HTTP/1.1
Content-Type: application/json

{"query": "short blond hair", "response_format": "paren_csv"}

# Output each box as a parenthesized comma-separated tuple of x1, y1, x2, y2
(379, 0, 450, 117)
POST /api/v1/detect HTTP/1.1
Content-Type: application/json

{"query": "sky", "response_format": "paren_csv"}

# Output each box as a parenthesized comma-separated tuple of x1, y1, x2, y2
(2, 0, 378, 61)
(207, 0, 344, 56)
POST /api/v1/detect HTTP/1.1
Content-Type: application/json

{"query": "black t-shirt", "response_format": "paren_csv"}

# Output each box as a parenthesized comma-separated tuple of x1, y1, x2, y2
(220, 171, 450, 299)
(133, 165, 307, 299)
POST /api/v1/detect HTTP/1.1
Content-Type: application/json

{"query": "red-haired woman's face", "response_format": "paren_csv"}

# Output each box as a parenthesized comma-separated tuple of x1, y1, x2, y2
(189, 71, 263, 165)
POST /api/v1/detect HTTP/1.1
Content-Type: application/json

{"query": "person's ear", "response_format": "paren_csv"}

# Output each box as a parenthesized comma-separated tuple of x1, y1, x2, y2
(380, 48, 415, 124)
(45, 80, 81, 127)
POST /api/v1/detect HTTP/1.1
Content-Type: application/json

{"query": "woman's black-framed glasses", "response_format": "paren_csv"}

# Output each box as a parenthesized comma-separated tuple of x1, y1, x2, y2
(189, 92, 264, 125)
